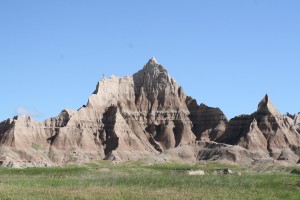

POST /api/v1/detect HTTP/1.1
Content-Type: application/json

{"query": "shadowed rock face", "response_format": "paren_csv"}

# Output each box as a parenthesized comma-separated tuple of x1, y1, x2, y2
(294, 113, 300, 133)
(102, 106, 119, 156)
(186, 97, 228, 141)
(217, 95, 300, 163)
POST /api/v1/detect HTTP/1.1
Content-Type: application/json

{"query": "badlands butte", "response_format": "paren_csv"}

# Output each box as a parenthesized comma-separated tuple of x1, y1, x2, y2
(1, 57, 300, 168)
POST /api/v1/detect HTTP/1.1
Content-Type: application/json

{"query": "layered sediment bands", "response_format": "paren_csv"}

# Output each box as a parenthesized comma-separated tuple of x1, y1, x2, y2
(196, 142, 258, 164)
(186, 97, 227, 141)
(216, 115, 254, 145)
(133, 57, 185, 112)
(218, 95, 300, 162)
(219, 116, 270, 157)
(1, 57, 300, 167)
(0, 58, 202, 166)
(130, 57, 196, 150)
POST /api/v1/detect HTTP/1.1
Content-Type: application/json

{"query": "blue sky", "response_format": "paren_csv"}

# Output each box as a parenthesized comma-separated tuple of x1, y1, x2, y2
(1, 0, 299, 121)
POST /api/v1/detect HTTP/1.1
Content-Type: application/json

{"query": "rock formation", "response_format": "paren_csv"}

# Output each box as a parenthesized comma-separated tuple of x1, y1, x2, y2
(293, 113, 300, 133)
(217, 94, 300, 163)
(0, 58, 203, 167)
(186, 97, 228, 141)
(1, 58, 300, 167)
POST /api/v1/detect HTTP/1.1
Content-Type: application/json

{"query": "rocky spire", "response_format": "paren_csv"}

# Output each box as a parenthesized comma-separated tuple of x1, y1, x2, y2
(144, 57, 165, 72)
(147, 57, 159, 65)
(257, 94, 281, 116)
(133, 57, 184, 112)
(134, 57, 172, 91)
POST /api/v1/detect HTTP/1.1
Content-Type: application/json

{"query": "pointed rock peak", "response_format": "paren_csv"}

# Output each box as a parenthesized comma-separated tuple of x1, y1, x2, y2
(148, 57, 158, 64)
(251, 118, 257, 125)
(250, 118, 258, 130)
(257, 94, 281, 116)
(141, 57, 169, 77)
(145, 57, 164, 69)
(263, 94, 269, 103)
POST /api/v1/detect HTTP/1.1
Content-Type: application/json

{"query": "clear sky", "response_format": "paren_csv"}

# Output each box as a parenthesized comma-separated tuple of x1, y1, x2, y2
(1, 0, 300, 121)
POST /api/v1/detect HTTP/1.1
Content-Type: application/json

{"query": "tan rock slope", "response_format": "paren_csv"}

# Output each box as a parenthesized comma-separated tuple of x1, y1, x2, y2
(0, 59, 300, 167)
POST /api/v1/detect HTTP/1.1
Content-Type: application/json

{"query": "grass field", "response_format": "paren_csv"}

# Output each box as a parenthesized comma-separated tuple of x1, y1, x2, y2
(0, 161, 300, 200)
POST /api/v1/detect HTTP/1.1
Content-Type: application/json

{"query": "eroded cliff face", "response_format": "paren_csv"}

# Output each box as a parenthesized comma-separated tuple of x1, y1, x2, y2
(1, 59, 300, 167)
(0, 58, 212, 167)
(186, 97, 228, 142)
(0, 116, 56, 167)
(131, 58, 196, 150)
(217, 95, 300, 163)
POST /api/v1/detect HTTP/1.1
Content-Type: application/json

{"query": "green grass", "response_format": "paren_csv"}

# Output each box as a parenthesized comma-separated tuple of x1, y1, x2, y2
(0, 161, 300, 199)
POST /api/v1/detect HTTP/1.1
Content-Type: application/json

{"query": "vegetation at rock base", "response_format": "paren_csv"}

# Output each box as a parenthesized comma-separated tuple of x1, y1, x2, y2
(0, 161, 300, 200)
